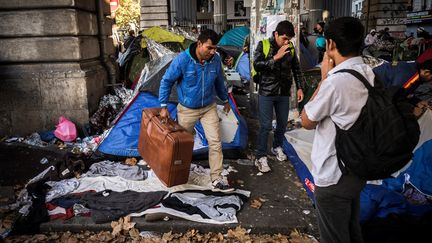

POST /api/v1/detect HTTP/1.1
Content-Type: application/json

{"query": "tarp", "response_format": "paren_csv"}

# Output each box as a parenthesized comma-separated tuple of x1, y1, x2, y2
(218, 26, 250, 48)
(282, 109, 432, 224)
(141, 26, 185, 48)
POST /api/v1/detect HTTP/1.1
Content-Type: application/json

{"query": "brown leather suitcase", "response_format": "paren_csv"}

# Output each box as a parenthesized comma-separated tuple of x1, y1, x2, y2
(138, 108, 194, 187)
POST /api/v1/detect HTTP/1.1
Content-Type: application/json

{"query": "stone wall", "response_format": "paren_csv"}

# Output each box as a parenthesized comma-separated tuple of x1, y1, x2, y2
(0, 0, 115, 136)
(141, 0, 169, 29)
(363, 0, 409, 38)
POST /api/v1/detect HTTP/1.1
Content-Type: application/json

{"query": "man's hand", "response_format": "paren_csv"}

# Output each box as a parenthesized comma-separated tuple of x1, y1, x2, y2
(224, 56, 234, 68)
(273, 45, 290, 61)
(413, 100, 430, 118)
(297, 89, 304, 103)
(159, 107, 170, 123)
(320, 52, 335, 81)
(223, 102, 231, 114)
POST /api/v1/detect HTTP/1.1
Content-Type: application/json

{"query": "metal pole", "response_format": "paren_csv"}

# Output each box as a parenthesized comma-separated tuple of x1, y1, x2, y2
(365, 0, 371, 34)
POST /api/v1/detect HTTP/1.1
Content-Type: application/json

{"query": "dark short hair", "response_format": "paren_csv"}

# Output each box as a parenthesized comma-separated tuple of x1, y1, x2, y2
(418, 60, 432, 71)
(324, 17, 364, 57)
(198, 29, 219, 45)
(275, 20, 295, 37)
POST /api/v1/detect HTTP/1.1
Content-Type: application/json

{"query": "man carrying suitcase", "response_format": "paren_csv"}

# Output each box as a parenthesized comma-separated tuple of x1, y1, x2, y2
(159, 29, 234, 192)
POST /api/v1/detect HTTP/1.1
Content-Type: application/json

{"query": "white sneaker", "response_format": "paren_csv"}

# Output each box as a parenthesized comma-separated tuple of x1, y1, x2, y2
(271, 146, 287, 161)
(211, 178, 235, 192)
(255, 157, 271, 173)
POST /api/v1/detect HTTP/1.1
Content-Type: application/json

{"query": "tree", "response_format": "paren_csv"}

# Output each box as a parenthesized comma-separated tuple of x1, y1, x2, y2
(115, 0, 140, 30)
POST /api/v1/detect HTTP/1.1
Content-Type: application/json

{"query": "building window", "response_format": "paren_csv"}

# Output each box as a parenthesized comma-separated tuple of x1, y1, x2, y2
(198, 0, 210, 13)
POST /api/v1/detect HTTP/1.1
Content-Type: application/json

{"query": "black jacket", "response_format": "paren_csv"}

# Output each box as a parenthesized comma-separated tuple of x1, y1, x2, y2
(253, 37, 303, 96)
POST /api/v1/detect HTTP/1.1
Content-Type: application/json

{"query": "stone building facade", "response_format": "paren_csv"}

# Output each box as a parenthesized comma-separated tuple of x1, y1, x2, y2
(0, 0, 116, 136)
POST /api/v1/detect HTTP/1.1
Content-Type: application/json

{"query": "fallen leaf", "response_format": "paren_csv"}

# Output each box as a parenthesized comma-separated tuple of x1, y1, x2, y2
(289, 229, 317, 243)
(227, 226, 251, 242)
(294, 181, 303, 188)
(129, 228, 140, 240)
(125, 157, 138, 166)
(111, 218, 123, 236)
(122, 216, 136, 231)
(32, 234, 47, 241)
(218, 232, 225, 241)
(162, 231, 174, 242)
(250, 199, 263, 209)
(97, 231, 114, 242)
(66, 236, 78, 243)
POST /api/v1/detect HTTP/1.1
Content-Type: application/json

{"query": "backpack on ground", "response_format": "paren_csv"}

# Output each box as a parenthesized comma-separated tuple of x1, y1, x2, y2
(334, 69, 420, 180)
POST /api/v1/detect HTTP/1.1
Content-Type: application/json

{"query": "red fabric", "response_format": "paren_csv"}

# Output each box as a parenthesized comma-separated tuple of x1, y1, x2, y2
(48, 206, 74, 221)
(417, 48, 432, 64)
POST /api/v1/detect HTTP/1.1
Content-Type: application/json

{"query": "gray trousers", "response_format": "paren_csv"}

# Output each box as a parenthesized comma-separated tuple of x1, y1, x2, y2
(314, 172, 366, 243)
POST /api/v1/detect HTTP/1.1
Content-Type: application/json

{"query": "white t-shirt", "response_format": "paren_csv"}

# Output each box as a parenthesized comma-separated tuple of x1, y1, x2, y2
(304, 56, 375, 187)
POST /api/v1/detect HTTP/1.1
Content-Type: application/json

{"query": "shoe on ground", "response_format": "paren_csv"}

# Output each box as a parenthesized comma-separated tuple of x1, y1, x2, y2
(255, 156, 271, 173)
(212, 178, 235, 192)
(271, 146, 287, 161)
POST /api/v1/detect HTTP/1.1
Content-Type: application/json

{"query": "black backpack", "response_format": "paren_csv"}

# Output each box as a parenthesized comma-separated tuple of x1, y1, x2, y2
(334, 69, 420, 180)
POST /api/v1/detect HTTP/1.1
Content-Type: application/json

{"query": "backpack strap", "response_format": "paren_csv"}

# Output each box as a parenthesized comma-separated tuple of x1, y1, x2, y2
(335, 69, 373, 91)
(333, 69, 374, 176)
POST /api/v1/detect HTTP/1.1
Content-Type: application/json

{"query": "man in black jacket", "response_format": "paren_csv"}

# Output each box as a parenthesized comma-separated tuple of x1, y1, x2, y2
(253, 20, 304, 173)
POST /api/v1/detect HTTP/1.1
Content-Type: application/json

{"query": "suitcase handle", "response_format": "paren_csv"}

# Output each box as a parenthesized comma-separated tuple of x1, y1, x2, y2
(150, 115, 185, 133)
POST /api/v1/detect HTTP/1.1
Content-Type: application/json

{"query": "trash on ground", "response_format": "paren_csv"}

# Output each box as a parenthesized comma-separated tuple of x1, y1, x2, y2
(39, 157, 48, 165)
(250, 198, 263, 209)
(54, 116, 77, 142)
(236, 158, 254, 166)
(125, 157, 137, 166)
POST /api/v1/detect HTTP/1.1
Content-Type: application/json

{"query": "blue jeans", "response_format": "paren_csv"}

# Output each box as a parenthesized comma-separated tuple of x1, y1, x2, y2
(256, 95, 290, 158)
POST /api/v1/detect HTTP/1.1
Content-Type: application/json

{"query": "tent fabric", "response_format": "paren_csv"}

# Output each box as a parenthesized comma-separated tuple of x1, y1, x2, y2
(141, 26, 185, 48)
(218, 26, 250, 48)
(282, 110, 432, 224)
(282, 129, 315, 202)
(97, 91, 248, 158)
(373, 61, 418, 88)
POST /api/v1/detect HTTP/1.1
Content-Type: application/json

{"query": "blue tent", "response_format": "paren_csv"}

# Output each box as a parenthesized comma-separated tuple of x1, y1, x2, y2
(218, 26, 250, 47)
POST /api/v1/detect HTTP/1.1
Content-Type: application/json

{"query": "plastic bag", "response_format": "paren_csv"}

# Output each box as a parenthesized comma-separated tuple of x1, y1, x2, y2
(54, 116, 77, 142)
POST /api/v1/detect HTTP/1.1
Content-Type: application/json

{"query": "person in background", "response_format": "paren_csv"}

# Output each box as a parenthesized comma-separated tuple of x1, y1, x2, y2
(373, 48, 432, 117)
(381, 27, 392, 41)
(253, 20, 304, 173)
(301, 17, 371, 243)
(300, 26, 310, 48)
(235, 35, 252, 90)
(364, 29, 378, 47)
(158, 29, 234, 192)
(123, 29, 136, 50)
(315, 22, 326, 63)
